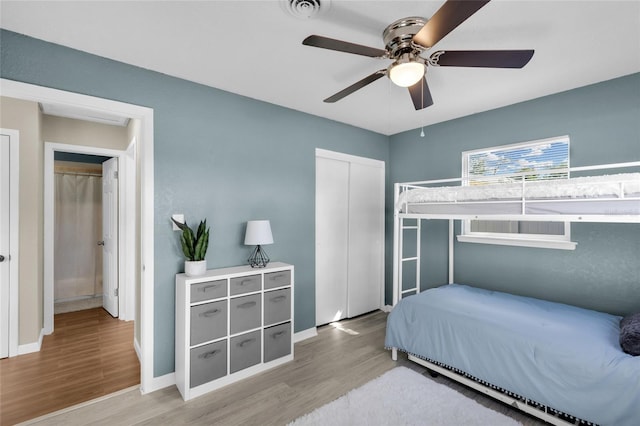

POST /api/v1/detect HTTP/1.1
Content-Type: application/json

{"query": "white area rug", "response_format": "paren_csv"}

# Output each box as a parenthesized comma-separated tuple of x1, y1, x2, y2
(289, 367, 521, 426)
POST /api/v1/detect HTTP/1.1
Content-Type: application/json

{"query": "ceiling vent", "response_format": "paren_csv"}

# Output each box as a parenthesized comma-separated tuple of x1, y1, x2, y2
(281, 0, 329, 19)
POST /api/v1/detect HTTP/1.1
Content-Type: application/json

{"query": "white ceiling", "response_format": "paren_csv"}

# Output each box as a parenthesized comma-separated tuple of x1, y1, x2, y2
(1, 1, 639, 135)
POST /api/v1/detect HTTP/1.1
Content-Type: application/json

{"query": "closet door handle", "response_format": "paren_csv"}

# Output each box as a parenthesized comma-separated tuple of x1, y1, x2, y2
(97, 241, 105, 246)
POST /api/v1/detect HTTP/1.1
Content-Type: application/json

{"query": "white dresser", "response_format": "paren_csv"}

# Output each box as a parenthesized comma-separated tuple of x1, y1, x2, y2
(175, 262, 294, 400)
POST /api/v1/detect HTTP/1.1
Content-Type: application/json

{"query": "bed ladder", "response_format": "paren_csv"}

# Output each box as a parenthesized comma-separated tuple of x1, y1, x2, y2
(395, 217, 421, 303)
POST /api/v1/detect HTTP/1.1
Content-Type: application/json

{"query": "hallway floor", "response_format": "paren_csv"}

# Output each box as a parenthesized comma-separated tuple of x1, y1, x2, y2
(0, 308, 139, 425)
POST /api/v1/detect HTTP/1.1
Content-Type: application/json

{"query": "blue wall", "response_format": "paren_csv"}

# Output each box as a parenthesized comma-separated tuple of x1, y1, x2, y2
(0, 30, 389, 376)
(388, 73, 640, 316)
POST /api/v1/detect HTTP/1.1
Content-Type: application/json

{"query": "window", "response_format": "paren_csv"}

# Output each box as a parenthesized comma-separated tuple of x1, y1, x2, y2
(457, 135, 577, 250)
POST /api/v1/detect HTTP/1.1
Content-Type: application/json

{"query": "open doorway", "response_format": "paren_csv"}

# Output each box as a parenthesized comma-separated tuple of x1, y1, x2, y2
(0, 78, 156, 394)
(52, 152, 116, 316)
(45, 141, 135, 332)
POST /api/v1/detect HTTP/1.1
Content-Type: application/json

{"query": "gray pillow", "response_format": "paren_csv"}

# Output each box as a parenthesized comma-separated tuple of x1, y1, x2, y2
(619, 313, 640, 356)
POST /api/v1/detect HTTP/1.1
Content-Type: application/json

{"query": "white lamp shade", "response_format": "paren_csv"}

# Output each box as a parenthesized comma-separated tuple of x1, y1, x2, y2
(244, 220, 274, 245)
(389, 61, 425, 87)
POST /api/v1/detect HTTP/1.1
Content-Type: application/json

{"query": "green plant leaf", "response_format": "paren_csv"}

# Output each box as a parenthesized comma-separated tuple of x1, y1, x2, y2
(196, 219, 207, 242)
(172, 217, 209, 261)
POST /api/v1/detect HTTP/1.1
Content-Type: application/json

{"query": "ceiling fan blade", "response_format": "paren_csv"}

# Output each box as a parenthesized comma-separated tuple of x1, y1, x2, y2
(413, 0, 491, 48)
(324, 70, 387, 103)
(408, 77, 434, 110)
(303, 35, 388, 58)
(431, 50, 534, 68)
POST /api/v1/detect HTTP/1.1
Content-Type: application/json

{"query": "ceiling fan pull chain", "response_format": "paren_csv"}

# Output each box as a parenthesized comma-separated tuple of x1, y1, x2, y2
(420, 78, 425, 138)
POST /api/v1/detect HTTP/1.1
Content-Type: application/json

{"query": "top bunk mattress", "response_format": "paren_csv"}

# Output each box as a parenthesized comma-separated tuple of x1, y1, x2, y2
(384, 284, 640, 426)
(396, 173, 640, 217)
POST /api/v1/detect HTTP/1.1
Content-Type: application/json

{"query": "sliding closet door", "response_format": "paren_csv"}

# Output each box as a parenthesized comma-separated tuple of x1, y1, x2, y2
(347, 161, 384, 318)
(316, 156, 349, 325)
(315, 149, 384, 326)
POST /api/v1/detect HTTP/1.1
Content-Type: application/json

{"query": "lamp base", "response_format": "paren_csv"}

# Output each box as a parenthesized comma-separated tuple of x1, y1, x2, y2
(248, 245, 270, 268)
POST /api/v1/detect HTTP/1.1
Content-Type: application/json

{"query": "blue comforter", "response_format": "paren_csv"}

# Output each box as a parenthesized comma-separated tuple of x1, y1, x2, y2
(385, 284, 640, 426)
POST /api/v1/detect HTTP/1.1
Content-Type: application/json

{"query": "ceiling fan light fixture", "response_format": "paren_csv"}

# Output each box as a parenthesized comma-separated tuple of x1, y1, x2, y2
(388, 55, 425, 87)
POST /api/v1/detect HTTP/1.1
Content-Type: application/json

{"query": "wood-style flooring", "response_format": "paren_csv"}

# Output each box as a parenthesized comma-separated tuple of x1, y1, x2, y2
(15, 310, 545, 426)
(0, 308, 139, 425)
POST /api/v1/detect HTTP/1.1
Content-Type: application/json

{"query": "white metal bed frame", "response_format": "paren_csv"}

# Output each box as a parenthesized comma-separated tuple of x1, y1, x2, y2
(390, 161, 640, 426)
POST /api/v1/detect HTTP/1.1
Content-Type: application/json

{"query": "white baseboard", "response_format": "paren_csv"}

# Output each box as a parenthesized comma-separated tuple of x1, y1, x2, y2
(134, 337, 142, 363)
(141, 372, 175, 394)
(294, 327, 317, 343)
(17, 328, 44, 355)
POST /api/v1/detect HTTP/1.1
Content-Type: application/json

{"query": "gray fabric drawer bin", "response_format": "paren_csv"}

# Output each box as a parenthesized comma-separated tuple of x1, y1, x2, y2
(230, 330, 261, 373)
(191, 279, 227, 303)
(264, 270, 291, 290)
(264, 288, 291, 326)
(190, 340, 227, 388)
(191, 300, 227, 346)
(230, 294, 261, 334)
(264, 322, 291, 362)
(230, 274, 261, 295)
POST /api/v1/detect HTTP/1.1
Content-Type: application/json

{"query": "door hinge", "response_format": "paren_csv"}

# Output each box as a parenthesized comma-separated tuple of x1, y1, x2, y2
(114, 288, 119, 297)
(114, 171, 119, 179)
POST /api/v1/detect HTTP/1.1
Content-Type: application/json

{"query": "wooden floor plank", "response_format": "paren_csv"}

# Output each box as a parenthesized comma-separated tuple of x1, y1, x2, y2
(0, 307, 139, 426)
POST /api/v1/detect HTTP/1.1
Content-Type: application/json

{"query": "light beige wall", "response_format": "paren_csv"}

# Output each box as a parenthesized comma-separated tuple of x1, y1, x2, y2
(0, 96, 44, 345)
(0, 96, 131, 348)
(42, 115, 128, 149)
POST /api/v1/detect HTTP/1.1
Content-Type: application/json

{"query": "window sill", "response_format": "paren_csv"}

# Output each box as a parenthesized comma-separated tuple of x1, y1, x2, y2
(457, 234, 577, 250)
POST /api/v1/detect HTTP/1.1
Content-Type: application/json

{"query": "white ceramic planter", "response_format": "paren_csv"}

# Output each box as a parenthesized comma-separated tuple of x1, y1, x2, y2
(185, 260, 206, 277)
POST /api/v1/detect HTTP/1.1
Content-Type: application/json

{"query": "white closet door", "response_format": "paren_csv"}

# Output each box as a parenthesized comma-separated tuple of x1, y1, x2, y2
(0, 135, 10, 358)
(347, 161, 384, 318)
(315, 156, 349, 325)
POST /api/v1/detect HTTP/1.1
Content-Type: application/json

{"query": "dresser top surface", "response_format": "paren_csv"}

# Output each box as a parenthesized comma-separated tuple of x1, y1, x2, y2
(177, 262, 292, 282)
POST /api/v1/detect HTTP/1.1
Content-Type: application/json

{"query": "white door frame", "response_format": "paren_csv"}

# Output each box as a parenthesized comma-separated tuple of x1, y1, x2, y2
(0, 128, 20, 358)
(0, 78, 156, 393)
(45, 143, 126, 323)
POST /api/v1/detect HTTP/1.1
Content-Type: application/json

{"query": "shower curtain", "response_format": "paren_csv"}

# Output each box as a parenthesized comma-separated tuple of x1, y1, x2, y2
(54, 171, 103, 302)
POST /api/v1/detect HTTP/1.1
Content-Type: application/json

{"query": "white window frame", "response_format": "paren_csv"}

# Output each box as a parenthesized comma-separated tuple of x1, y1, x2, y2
(457, 135, 577, 250)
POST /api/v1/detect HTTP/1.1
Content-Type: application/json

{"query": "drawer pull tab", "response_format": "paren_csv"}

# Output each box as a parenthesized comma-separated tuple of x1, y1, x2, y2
(200, 308, 221, 317)
(269, 274, 285, 280)
(270, 295, 287, 303)
(237, 301, 257, 309)
(237, 338, 256, 348)
(271, 331, 287, 339)
(199, 349, 221, 359)
(200, 283, 221, 292)
(239, 279, 253, 286)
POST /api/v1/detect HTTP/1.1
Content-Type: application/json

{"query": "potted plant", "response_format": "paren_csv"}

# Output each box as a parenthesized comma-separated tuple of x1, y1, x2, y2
(172, 218, 210, 276)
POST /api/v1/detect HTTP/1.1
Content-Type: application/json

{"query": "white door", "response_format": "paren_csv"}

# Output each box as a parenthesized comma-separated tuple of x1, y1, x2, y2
(315, 150, 385, 326)
(0, 134, 10, 358)
(315, 156, 349, 325)
(102, 157, 119, 317)
(347, 161, 384, 317)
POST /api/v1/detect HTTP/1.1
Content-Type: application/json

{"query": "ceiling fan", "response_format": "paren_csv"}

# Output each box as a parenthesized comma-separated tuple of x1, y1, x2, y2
(302, 0, 534, 110)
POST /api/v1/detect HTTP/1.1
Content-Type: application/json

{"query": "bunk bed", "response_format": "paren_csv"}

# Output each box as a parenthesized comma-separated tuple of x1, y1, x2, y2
(385, 162, 640, 426)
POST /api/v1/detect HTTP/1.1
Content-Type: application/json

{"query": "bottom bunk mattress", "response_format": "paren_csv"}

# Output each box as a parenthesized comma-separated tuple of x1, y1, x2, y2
(384, 284, 640, 426)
